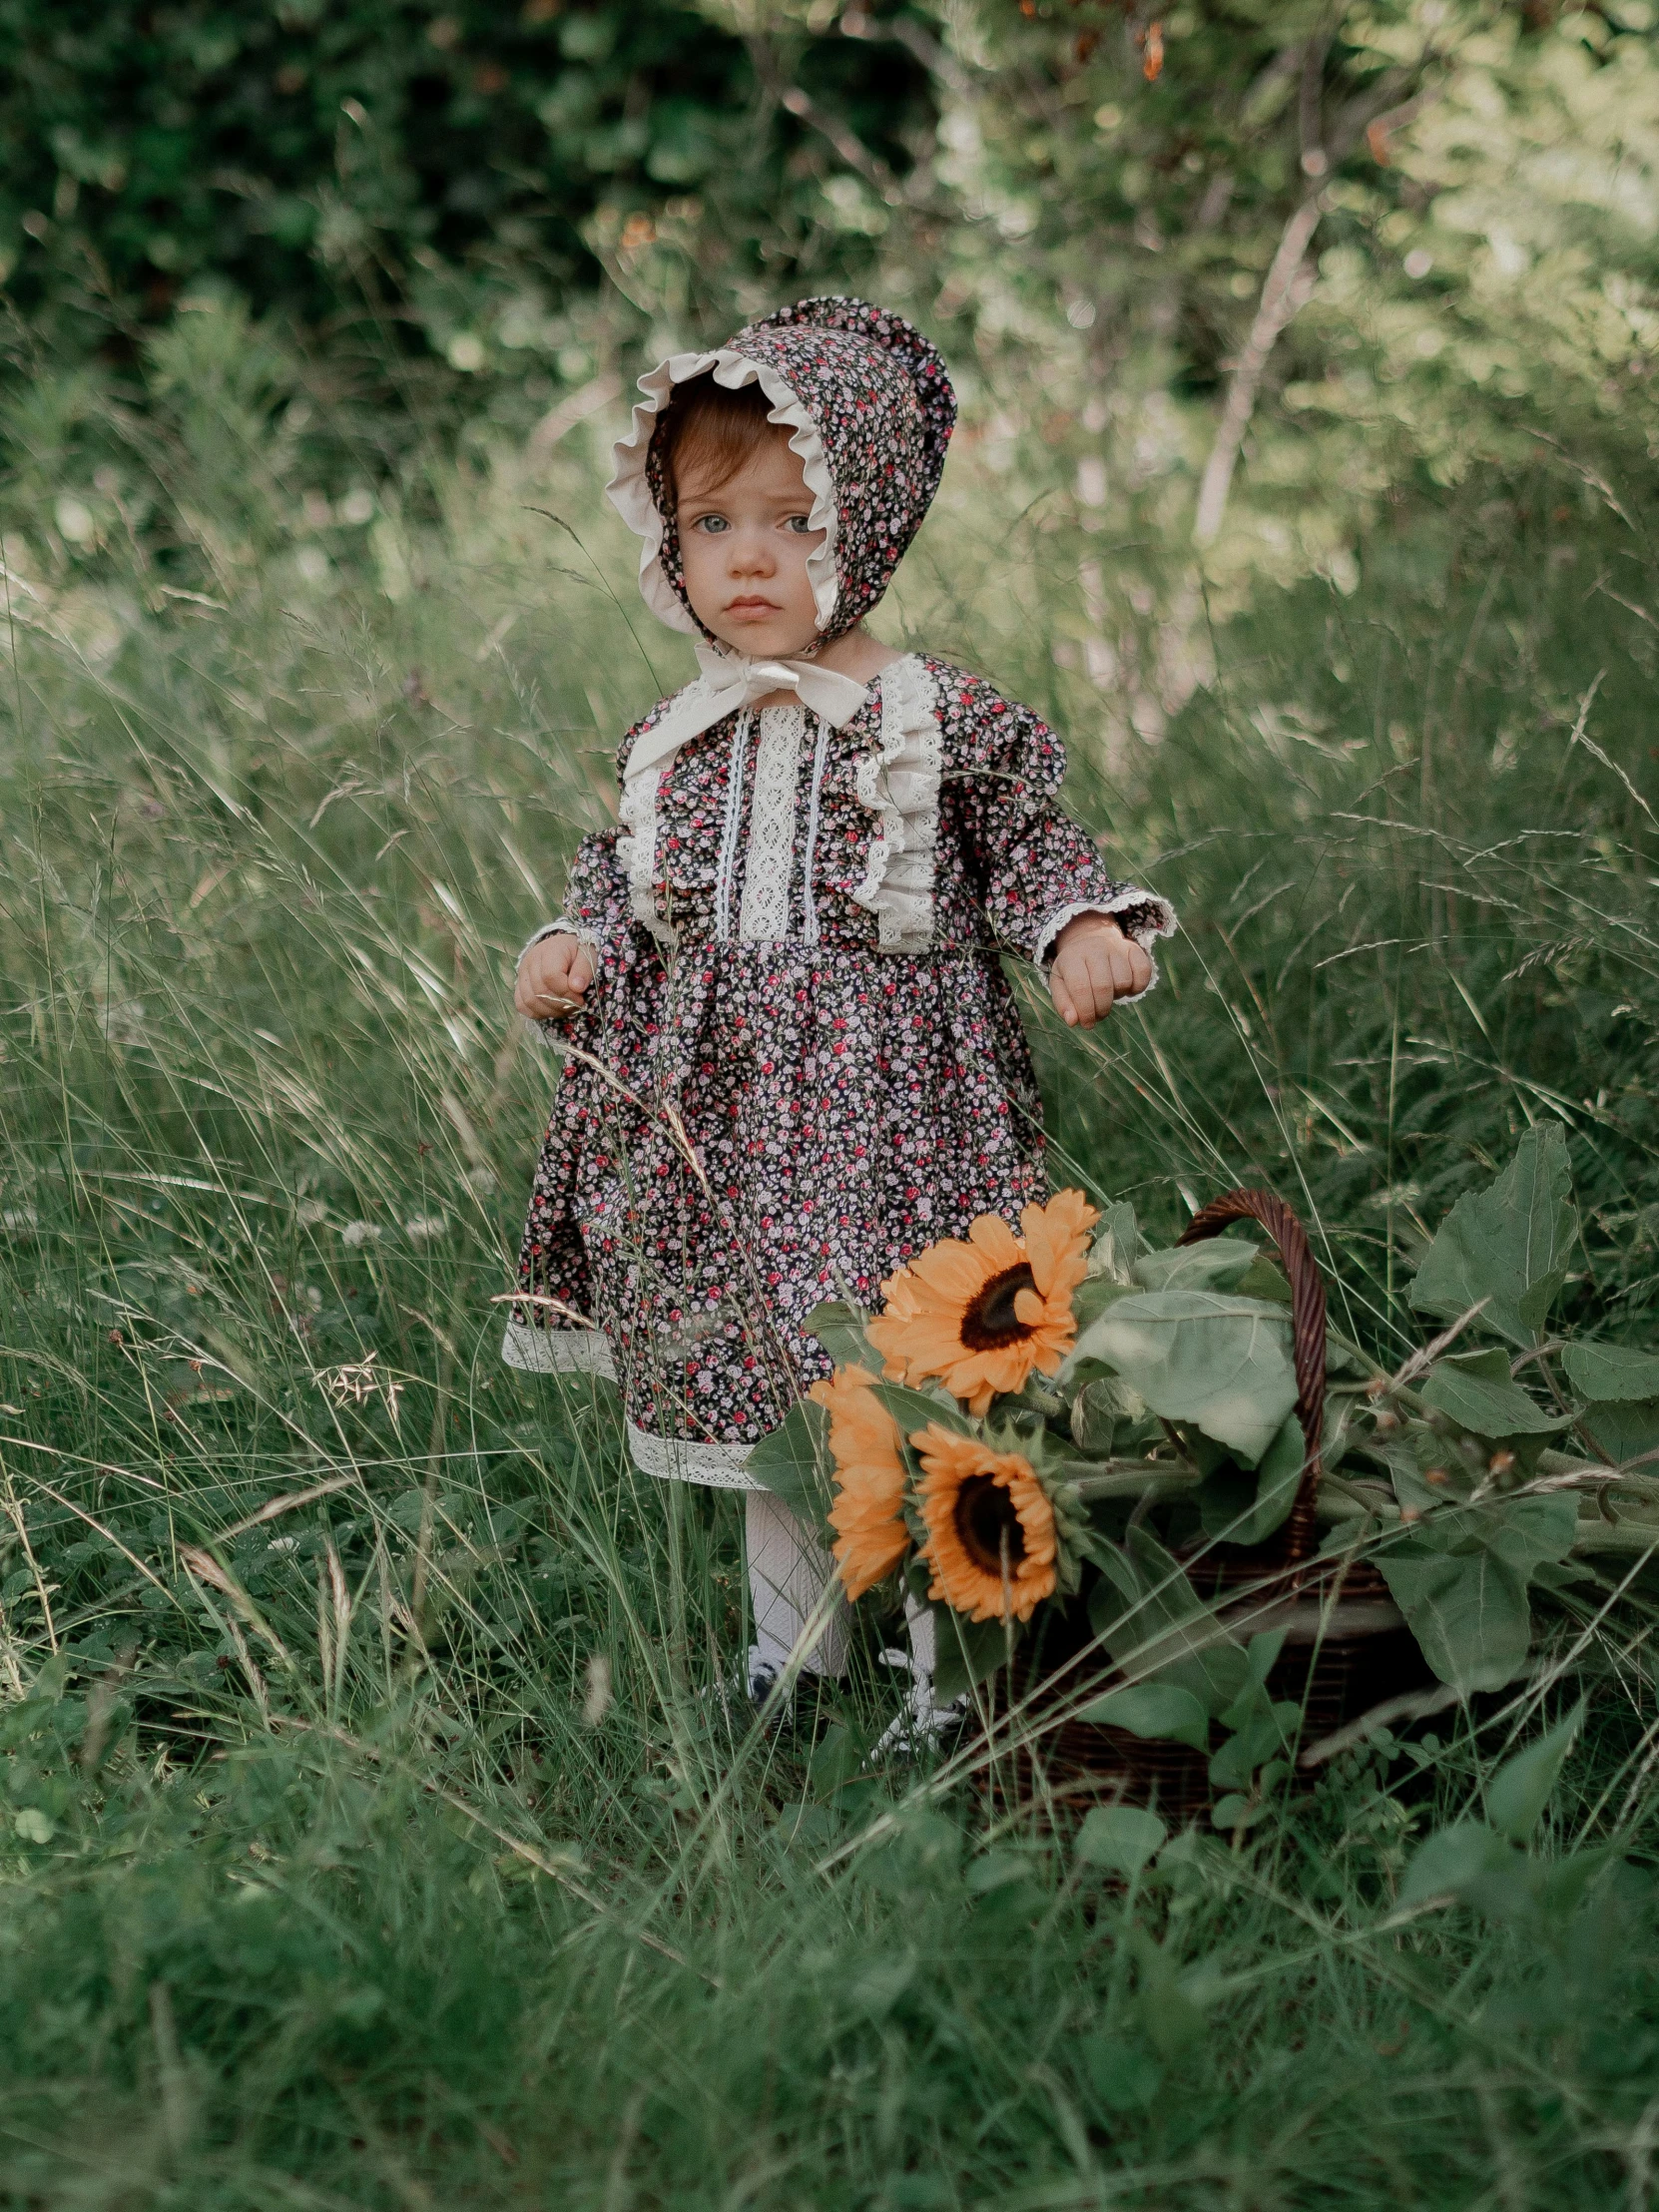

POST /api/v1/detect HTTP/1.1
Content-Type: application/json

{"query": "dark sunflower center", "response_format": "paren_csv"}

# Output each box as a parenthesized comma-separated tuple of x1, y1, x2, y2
(953, 1476, 1027, 1578)
(959, 1263, 1038, 1351)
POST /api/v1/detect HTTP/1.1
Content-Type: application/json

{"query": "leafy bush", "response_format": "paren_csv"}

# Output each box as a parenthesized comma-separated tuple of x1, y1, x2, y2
(0, 0, 928, 380)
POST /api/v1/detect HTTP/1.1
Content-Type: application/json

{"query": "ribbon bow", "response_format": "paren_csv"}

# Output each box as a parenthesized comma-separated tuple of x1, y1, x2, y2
(625, 645, 870, 781)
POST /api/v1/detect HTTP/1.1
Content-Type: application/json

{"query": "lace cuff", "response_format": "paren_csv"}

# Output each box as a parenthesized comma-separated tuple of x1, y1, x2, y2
(1032, 890, 1178, 999)
(514, 917, 595, 971)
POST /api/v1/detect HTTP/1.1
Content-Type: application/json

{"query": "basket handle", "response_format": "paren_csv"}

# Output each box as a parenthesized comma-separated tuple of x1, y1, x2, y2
(1176, 1188, 1327, 1569)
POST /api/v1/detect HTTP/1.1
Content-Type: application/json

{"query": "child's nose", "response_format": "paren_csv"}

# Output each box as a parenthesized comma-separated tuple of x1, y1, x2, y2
(729, 530, 775, 575)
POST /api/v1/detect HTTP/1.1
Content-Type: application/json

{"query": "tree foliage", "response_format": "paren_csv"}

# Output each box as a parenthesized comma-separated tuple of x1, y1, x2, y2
(0, 0, 928, 375)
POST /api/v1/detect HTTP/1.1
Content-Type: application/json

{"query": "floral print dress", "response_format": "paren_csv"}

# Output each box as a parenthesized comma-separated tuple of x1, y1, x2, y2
(502, 299, 1175, 1486)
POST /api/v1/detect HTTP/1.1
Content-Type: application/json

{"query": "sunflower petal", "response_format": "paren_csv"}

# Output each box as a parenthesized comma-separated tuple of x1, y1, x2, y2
(1021, 1189, 1098, 1300)
(967, 1213, 1023, 1268)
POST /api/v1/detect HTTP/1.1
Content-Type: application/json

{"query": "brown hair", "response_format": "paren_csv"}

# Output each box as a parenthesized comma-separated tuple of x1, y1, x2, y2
(653, 373, 788, 504)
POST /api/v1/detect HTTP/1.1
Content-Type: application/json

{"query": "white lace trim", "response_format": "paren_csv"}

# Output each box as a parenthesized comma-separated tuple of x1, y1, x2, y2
(626, 1418, 760, 1490)
(501, 1321, 617, 1380)
(851, 655, 941, 954)
(606, 347, 838, 637)
(1032, 890, 1179, 999)
(617, 762, 673, 946)
(738, 707, 806, 942)
(515, 916, 595, 970)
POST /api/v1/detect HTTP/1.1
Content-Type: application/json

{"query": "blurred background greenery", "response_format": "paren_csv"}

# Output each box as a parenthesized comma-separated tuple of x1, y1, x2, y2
(3, 5, 1659, 2205)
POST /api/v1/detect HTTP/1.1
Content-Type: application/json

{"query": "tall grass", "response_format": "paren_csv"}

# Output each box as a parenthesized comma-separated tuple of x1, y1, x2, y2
(0, 321, 1657, 2205)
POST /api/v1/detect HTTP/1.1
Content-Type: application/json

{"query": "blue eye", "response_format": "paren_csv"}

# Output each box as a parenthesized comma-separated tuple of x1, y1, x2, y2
(694, 515, 729, 535)
(785, 515, 813, 534)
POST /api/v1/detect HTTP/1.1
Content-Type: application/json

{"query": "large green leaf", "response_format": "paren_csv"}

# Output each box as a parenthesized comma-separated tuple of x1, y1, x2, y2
(1479, 1495, 1577, 1579)
(1073, 1275, 1137, 1331)
(1397, 1822, 1518, 1909)
(1074, 1805, 1167, 1876)
(1436, 1348, 1511, 1383)
(1583, 1397, 1659, 1467)
(1486, 1701, 1584, 1843)
(1234, 1254, 1293, 1306)
(868, 1382, 974, 1444)
(1068, 1291, 1299, 1464)
(1087, 1201, 1142, 1285)
(745, 1398, 834, 1546)
(1377, 1540, 1532, 1692)
(1197, 1410, 1305, 1546)
(1078, 1682, 1210, 1751)
(1562, 1342, 1659, 1403)
(1130, 1240, 1259, 1295)
(1377, 1489, 1572, 1693)
(1089, 1530, 1250, 1716)
(803, 1299, 878, 1372)
(1208, 1701, 1300, 1792)
(928, 1608, 1007, 1703)
(1420, 1365, 1571, 1440)
(1408, 1123, 1576, 1349)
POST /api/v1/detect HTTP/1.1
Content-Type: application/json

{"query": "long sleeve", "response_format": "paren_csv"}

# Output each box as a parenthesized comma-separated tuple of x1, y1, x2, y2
(515, 828, 631, 969)
(939, 678, 1175, 986)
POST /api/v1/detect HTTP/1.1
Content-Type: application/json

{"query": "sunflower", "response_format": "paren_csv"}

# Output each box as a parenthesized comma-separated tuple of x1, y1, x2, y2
(809, 1365, 910, 1600)
(912, 1426, 1057, 1624)
(866, 1189, 1099, 1413)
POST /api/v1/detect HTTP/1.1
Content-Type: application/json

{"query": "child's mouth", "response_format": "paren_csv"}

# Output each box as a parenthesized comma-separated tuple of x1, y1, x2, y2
(726, 597, 780, 616)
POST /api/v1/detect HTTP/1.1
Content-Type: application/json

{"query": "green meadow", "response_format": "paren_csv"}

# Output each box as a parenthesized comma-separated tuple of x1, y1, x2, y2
(0, 306, 1652, 2208)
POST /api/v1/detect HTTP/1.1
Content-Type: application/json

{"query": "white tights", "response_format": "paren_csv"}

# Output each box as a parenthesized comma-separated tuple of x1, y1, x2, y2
(745, 1488, 934, 1681)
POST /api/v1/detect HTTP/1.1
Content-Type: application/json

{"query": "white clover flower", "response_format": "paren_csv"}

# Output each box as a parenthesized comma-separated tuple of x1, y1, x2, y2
(404, 1214, 446, 1242)
(340, 1221, 382, 1249)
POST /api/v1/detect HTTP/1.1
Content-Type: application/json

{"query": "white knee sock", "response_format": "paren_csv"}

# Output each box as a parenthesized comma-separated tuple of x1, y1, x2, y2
(904, 1590, 936, 1681)
(746, 1489, 848, 1679)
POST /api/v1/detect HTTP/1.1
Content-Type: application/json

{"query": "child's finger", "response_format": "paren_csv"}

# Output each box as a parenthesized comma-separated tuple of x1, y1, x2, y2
(1108, 939, 1152, 998)
(1106, 941, 1140, 998)
(1077, 940, 1118, 1027)
(515, 943, 588, 1018)
(1049, 966, 1080, 1027)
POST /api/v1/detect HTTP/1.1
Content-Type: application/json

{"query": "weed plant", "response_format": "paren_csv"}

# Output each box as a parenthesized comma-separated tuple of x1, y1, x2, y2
(0, 347, 1656, 2206)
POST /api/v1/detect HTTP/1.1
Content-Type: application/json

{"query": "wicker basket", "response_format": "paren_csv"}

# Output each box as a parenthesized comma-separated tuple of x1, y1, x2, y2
(976, 1187, 1423, 1821)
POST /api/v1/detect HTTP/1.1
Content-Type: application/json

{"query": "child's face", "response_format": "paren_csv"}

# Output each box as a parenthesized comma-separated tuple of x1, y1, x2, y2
(676, 432, 827, 659)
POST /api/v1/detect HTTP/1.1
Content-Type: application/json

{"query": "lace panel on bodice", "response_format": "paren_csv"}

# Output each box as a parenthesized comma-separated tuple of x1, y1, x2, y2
(736, 707, 806, 943)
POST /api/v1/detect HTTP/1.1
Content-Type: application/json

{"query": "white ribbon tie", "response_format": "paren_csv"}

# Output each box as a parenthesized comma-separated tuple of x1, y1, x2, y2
(626, 646, 870, 780)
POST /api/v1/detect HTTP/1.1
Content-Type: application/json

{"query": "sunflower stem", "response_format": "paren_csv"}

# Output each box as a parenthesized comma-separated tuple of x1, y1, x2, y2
(1065, 1464, 1201, 1501)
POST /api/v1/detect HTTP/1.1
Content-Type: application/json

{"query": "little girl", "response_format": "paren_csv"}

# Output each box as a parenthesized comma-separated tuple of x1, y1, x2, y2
(504, 297, 1174, 1732)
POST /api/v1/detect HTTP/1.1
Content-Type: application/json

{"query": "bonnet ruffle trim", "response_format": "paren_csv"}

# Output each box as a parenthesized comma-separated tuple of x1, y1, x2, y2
(606, 348, 838, 639)
(850, 655, 942, 954)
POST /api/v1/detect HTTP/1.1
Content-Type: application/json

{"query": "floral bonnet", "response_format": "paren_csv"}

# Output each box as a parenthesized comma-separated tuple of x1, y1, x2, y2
(606, 296, 957, 648)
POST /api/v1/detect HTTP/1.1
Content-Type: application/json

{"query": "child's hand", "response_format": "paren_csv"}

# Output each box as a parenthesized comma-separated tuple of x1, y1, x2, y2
(1048, 913, 1151, 1028)
(515, 932, 596, 1021)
